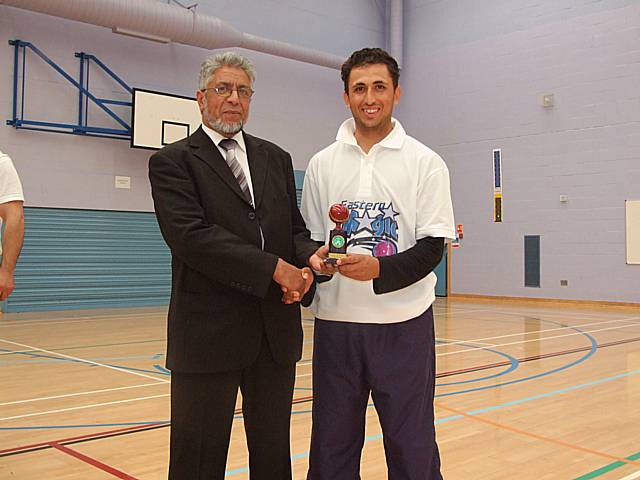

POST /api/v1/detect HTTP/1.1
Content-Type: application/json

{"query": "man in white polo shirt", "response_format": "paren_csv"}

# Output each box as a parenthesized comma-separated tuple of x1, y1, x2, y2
(302, 48, 455, 480)
(0, 150, 25, 301)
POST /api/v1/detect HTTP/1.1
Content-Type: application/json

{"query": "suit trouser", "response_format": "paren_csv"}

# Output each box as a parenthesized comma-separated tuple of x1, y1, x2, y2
(307, 307, 442, 480)
(169, 334, 296, 480)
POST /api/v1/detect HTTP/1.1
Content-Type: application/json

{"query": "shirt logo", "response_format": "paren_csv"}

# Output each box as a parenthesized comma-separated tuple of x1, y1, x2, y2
(341, 200, 399, 257)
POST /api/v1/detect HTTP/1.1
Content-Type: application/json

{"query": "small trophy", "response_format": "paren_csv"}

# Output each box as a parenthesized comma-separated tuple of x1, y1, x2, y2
(326, 203, 350, 265)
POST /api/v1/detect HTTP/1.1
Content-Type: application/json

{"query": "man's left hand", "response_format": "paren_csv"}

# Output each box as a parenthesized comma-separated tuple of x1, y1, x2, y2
(337, 254, 380, 281)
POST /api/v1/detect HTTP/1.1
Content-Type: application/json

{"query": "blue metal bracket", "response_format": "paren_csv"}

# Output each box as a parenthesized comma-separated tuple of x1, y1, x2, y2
(7, 39, 132, 140)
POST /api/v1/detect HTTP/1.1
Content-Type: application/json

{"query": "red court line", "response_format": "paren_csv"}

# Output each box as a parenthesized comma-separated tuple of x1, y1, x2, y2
(438, 335, 640, 377)
(3, 331, 635, 456)
(51, 442, 139, 479)
(1, 397, 315, 456)
(7, 336, 634, 456)
(437, 404, 640, 467)
(0, 423, 167, 455)
(292, 395, 313, 405)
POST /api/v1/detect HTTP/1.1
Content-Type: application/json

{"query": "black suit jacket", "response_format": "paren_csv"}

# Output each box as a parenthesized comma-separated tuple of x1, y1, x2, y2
(149, 127, 317, 373)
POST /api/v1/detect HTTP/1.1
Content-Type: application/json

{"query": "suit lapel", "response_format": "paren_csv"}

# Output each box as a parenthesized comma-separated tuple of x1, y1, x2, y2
(243, 132, 268, 209)
(189, 127, 251, 205)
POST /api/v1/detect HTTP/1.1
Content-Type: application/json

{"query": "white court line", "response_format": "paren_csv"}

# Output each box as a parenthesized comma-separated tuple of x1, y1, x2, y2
(437, 322, 640, 357)
(1, 371, 313, 421)
(493, 308, 640, 321)
(0, 338, 170, 384)
(3, 365, 312, 412)
(433, 308, 495, 315)
(619, 471, 640, 480)
(437, 337, 495, 346)
(0, 382, 167, 407)
(0, 394, 170, 422)
(435, 302, 640, 322)
(3, 312, 634, 416)
(0, 339, 166, 357)
(435, 317, 640, 349)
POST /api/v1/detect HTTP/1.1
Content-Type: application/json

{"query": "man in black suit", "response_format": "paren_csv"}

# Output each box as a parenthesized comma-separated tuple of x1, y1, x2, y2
(149, 51, 321, 480)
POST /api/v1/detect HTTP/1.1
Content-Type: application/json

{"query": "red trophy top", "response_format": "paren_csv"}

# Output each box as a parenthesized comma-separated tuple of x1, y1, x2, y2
(329, 204, 349, 227)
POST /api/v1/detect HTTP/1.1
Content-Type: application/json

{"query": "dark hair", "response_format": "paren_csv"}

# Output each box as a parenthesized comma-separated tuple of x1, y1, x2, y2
(341, 48, 400, 93)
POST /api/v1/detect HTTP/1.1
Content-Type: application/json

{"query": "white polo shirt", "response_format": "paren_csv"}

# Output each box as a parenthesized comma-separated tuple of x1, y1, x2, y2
(0, 151, 25, 255)
(301, 118, 455, 324)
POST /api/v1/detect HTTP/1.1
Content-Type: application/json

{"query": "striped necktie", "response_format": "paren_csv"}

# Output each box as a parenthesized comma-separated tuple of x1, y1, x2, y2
(219, 138, 253, 205)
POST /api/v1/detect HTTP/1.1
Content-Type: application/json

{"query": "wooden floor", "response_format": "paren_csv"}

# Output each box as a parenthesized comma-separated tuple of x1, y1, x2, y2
(1, 297, 639, 479)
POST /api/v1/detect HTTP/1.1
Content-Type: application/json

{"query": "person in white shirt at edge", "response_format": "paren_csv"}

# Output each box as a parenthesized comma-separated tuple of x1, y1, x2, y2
(302, 48, 455, 480)
(0, 150, 25, 301)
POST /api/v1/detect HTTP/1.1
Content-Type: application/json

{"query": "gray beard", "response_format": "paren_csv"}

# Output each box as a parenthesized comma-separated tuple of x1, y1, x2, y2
(210, 118, 243, 136)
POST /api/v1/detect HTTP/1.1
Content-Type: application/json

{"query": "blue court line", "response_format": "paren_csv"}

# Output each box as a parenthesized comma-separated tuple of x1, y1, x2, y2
(222, 368, 640, 477)
(103, 364, 170, 376)
(0, 421, 169, 431)
(435, 324, 597, 397)
(435, 340, 519, 386)
(153, 364, 171, 375)
(0, 349, 170, 376)
(1, 326, 602, 433)
(6, 366, 633, 433)
(4, 367, 639, 480)
(440, 368, 640, 417)
(0, 354, 164, 366)
(0, 318, 612, 478)
(0, 339, 165, 355)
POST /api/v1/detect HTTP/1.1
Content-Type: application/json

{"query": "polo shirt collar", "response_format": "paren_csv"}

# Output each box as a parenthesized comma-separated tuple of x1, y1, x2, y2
(335, 117, 406, 150)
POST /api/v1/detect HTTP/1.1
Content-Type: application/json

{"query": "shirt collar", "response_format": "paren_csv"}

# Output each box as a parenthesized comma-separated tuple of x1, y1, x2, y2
(201, 123, 246, 153)
(335, 117, 406, 150)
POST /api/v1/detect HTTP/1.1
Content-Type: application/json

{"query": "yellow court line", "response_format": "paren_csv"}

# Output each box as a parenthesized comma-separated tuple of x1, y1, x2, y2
(437, 403, 640, 467)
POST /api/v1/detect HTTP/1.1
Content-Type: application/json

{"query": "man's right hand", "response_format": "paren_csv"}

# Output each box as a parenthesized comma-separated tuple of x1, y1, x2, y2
(273, 259, 312, 304)
(0, 268, 15, 301)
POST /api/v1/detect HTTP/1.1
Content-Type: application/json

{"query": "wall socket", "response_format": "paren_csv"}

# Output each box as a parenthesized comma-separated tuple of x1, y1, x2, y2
(115, 175, 131, 189)
(560, 279, 568, 286)
(541, 93, 555, 107)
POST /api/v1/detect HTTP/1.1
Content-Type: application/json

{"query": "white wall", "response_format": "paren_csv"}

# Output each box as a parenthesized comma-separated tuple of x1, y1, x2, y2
(399, 0, 640, 302)
(4, 0, 638, 303)
(0, 1, 384, 211)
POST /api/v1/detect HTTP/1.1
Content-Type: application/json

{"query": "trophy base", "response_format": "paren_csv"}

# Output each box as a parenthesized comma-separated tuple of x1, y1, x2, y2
(325, 253, 347, 266)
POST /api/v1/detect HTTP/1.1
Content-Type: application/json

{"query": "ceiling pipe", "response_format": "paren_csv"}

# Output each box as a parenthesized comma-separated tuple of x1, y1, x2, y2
(0, 0, 345, 70)
(388, 0, 403, 68)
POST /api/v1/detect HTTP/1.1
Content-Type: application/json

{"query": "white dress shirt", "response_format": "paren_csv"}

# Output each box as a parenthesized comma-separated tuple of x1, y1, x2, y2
(201, 124, 257, 205)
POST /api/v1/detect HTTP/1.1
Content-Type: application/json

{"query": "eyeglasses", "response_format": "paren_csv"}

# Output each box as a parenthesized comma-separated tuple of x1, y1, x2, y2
(202, 84, 254, 99)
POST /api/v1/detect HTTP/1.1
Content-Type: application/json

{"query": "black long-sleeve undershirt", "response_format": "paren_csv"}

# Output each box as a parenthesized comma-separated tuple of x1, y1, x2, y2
(373, 236, 444, 294)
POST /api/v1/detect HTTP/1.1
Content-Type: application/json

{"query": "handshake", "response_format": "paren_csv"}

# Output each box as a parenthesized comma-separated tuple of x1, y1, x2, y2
(272, 258, 314, 305)
(273, 245, 381, 304)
